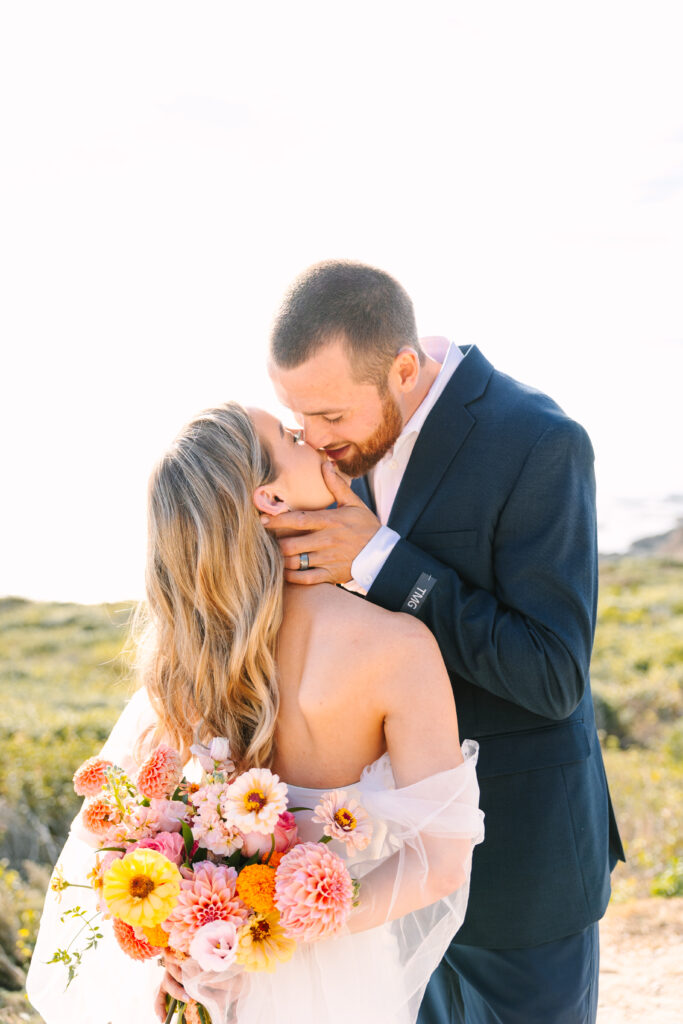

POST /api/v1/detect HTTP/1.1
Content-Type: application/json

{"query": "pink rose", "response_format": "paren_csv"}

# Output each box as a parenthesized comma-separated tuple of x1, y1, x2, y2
(133, 831, 186, 865)
(241, 811, 299, 858)
(150, 798, 190, 833)
(188, 920, 239, 972)
(274, 811, 299, 852)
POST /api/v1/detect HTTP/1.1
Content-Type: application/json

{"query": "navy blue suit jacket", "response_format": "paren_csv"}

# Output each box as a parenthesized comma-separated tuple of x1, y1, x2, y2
(352, 345, 624, 949)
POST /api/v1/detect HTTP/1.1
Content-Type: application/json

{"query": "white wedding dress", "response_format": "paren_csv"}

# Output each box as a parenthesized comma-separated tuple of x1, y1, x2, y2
(27, 689, 484, 1024)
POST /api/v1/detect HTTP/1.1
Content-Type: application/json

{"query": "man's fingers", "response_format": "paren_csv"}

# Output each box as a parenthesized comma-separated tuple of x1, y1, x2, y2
(262, 509, 327, 532)
(165, 962, 184, 986)
(278, 534, 329, 559)
(283, 567, 331, 586)
(321, 460, 362, 506)
(283, 554, 316, 572)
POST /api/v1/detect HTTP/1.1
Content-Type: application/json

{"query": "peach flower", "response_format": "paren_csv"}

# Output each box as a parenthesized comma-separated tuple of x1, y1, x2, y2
(72, 757, 113, 796)
(81, 796, 121, 838)
(274, 842, 353, 941)
(112, 918, 158, 961)
(184, 1002, 203, 1024)
(136, 744, 183, 799)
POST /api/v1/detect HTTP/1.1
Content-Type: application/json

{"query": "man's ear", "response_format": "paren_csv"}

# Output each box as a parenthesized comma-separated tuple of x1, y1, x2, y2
(253, 486, 290, 516)
(392, 347, 421, 392)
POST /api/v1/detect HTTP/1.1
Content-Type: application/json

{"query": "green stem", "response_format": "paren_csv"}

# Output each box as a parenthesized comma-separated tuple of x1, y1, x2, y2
(164, 998, 178, 1024)
(64, 912, 101, 954)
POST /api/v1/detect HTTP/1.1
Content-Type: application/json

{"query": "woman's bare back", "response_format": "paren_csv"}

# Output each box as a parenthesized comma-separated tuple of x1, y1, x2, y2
(271, 583, 462, 789)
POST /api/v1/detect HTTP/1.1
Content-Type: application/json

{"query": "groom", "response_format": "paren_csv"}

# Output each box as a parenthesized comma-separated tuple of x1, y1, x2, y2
(264, 260, 624, 1023)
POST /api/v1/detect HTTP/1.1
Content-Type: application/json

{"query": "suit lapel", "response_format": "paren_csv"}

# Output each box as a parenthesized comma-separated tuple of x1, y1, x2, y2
(351, 473, 375, 513)
(387, 345, 493, 537)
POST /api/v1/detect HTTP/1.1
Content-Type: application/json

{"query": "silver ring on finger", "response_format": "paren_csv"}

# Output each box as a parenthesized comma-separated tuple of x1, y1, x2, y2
(298, 552, 310, 571)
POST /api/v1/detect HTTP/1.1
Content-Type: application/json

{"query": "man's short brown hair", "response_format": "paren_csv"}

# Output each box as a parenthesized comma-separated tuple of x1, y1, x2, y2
(269, 260, 423, 388)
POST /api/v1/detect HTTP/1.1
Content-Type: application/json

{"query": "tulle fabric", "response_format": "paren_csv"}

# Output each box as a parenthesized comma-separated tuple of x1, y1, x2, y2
(27, 689, 484, 1024)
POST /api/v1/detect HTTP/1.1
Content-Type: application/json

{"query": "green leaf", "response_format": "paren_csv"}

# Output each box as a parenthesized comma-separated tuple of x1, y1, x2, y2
(181, 821, 194, 857)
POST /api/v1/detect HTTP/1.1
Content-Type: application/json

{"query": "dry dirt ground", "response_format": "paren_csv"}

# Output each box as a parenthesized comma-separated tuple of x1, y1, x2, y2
(598, 898, 682, 1023)
(1, 898, 681, 1023)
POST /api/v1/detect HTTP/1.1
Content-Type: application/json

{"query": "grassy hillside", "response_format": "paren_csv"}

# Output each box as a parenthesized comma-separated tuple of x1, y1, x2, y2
(591, 558, 683, 901)
(0, 559, 682, 1018)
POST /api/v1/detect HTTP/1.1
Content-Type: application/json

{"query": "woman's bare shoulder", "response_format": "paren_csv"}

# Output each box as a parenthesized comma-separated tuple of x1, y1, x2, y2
(288, 583, 439, 673)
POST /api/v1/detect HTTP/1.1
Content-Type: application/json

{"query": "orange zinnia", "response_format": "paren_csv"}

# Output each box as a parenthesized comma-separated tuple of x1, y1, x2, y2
(236, 864, 276, 914)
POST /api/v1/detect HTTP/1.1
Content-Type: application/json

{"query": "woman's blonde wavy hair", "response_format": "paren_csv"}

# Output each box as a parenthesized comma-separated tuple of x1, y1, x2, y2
(136, 402, 283, 770)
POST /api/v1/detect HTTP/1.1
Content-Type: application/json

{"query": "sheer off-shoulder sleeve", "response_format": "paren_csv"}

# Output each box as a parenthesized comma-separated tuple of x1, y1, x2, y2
(184, 742, 484, 1024)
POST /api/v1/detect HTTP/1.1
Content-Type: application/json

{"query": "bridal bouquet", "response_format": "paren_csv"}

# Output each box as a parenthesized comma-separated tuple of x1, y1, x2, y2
(49, 738, 372, 1023)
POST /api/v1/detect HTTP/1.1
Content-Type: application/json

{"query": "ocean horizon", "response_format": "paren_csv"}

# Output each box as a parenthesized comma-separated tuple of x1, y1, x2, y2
(2, 489, 682, 608)
(597, 491, 683, 556)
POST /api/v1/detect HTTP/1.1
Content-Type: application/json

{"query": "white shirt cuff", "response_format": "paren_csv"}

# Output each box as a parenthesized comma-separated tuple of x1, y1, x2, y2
(351, 525, 401, 592)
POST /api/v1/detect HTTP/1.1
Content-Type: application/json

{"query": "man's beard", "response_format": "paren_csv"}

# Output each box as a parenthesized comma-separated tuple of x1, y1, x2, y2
(335, 390, 404, 478)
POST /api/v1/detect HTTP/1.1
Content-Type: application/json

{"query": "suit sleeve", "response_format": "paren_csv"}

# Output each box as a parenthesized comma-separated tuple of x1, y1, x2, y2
(366, 420, 598, 720)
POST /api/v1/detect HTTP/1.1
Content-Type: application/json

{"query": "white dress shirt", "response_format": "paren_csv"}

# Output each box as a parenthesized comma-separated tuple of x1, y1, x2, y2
(350, 338, 463, 593)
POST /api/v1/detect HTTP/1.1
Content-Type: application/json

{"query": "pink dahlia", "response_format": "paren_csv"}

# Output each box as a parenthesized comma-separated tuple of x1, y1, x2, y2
(274, 842, 353, 941)
(136, 744, 183, 799)
(72, 757, 113, 796)
(311, 790, 373, 852)
(164, 862, 249, 954)
(112, 918, 157, 961)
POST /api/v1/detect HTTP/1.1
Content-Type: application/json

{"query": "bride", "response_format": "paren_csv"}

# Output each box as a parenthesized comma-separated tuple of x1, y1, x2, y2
(27, 402, 484, 1024)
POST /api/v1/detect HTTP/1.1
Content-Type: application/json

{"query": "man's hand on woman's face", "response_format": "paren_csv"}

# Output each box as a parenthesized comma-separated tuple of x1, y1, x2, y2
(262, 461, 380, 585)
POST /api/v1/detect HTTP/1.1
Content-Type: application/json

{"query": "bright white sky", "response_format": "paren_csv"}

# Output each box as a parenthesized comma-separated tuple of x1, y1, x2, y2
(2, 1, 682, 602)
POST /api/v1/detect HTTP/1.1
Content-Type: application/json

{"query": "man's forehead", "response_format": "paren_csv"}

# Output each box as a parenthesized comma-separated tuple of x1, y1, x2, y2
(268, 344, 360, 412)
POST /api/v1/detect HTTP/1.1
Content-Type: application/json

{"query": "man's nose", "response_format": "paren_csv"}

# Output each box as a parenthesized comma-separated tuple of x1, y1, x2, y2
(301, 418, 331, 452)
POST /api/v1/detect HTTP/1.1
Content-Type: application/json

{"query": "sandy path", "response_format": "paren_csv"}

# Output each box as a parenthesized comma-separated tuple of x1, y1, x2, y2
(598, 898, 682, 1023)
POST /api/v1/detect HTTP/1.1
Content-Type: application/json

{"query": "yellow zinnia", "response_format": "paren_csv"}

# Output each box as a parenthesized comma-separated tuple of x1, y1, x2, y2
(102, 849, 181, 928)
(235, 911, 296, 972)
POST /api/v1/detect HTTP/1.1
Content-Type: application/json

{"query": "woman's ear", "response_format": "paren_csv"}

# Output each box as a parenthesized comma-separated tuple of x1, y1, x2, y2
(253, 485, 291, 516)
